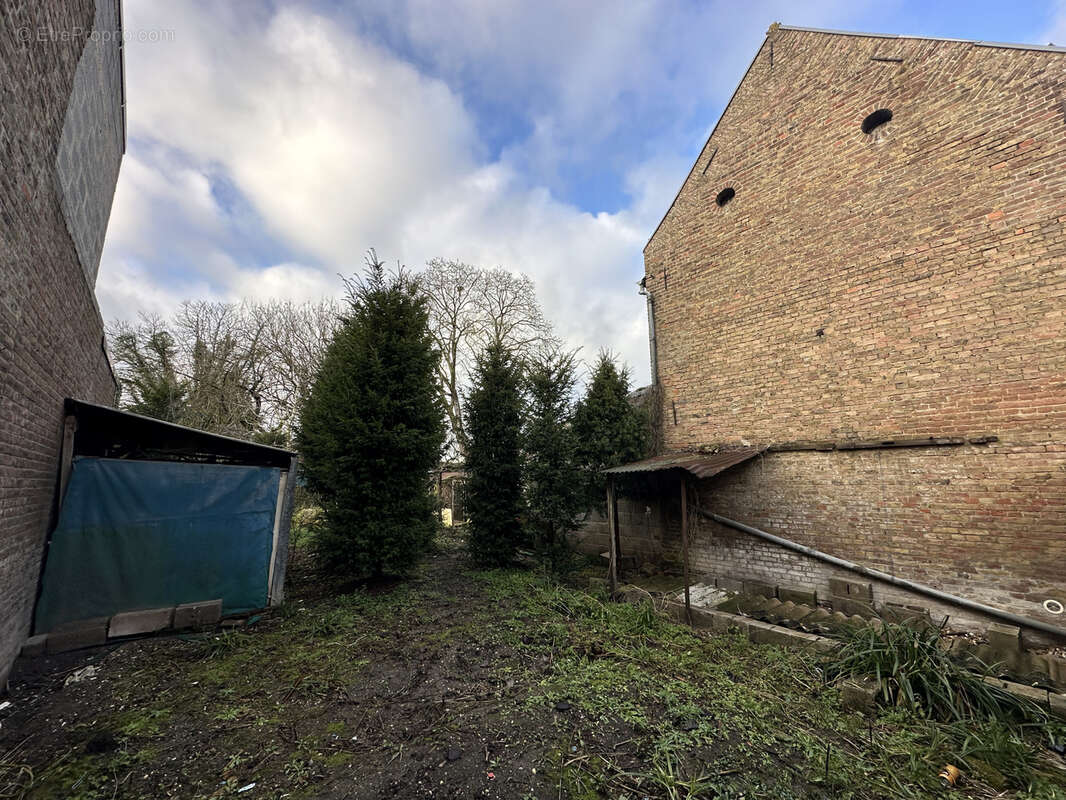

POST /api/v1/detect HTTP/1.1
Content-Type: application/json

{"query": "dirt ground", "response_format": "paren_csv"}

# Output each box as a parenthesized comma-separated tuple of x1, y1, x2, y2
(2, 533, 1064, 799)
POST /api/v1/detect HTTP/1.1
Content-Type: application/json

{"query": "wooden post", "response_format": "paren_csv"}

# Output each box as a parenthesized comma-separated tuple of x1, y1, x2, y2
(681, 474, 691, 624)
(268, 456, 299, 606)
(612, 485, 623, 582)
(606, 475, 617, 596)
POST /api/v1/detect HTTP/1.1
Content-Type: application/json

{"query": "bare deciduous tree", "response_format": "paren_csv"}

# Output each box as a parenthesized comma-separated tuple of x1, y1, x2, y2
(107, 298, 341, 443)
(422, 258, 557, 458)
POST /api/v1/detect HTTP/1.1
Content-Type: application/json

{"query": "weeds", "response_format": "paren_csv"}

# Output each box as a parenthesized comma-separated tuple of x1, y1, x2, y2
(824, 621, 1048, 723)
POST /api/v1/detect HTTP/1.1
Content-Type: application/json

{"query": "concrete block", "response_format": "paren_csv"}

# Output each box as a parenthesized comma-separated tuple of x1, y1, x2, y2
(20, 634, 48, 658)
(984, 677, 1066, 719)
(840, 678, 880, 713)
(108, 607, 173, 638)
(1048, 655, 1066, 688)
(986, 622, 1021, 654)
(743, 579, 776, 599)
(746, 618, 835, 652)
(829, 578, 872, 600)
(47, 617, 109, 653)
(778, 586, 818, 606)
(173, 599, 223, 630)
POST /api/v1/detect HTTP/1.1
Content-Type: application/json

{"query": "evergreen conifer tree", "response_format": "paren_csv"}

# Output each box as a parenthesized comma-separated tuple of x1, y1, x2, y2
(572, 352, 648, 511)
(298, 254, 445, 578)
(523, 349, 582, 572)
(464, 342, 524, 566)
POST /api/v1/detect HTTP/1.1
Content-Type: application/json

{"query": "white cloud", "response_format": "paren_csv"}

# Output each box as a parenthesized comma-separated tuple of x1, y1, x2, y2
(97, 1, 876, 387)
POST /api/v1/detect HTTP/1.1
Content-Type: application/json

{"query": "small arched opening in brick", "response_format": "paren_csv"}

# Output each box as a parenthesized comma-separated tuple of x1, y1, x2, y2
(861, 108, 893, 134)
(715, 187, 735, 207)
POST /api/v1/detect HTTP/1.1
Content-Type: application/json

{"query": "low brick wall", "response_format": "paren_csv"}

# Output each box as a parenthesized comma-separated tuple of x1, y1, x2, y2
(577, 444, 1066, 641)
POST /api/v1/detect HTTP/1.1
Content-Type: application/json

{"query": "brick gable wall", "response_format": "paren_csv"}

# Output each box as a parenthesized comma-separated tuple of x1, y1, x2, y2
(632, 29, 1066, 630)
(0, 0, 122, 684)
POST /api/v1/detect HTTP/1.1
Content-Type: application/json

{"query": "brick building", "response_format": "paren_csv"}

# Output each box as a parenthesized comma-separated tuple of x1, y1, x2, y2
(0, 0, 125, 683)
(606, 25, 1066, 633)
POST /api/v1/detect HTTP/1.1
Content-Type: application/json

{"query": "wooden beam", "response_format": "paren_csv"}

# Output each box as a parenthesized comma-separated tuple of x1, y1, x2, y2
(606, 476, 617, 596)
(681, 475, 691, 624)
(268, 456, 299, 606)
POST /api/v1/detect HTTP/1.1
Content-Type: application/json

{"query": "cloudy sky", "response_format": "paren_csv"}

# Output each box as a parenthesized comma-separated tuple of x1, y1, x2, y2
(98, 0, 1066, 387)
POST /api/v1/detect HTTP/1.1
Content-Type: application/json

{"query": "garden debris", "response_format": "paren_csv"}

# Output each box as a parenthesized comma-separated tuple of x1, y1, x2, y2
(64, 665, 98, 685)
(446, 747, 462, 761)
(237, 783, 256, 793)
(938, 764, 962, 787)
(554, 700, 571, 711)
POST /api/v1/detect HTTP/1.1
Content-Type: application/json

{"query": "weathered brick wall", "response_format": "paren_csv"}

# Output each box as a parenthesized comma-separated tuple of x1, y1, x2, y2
(0, 0, 123, 684)
(638, 29, 1066, 629)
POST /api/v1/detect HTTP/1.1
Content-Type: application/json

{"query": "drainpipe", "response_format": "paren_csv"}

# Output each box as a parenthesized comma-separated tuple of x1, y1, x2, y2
(639, 277, 658, 384)
(699, 509, 1066, 641)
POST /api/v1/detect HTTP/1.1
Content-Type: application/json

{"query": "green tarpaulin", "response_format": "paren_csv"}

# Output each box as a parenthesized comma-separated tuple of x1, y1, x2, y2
(35, 457, 281, 632)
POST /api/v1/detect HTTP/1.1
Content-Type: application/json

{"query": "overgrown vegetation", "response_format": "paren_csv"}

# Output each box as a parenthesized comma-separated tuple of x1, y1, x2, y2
(825, 621, 1049, 724)
(464, 340, 525, 566)
(4, 537, 1064, 799)
(297, 253, 445, 577)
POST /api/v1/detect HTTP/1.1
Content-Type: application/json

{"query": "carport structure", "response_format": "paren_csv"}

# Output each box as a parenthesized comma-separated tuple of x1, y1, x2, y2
(602, 448, 763, 619)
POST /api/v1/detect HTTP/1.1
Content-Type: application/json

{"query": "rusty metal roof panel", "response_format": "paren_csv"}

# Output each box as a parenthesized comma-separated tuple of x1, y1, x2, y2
(602, 447, 764, 479)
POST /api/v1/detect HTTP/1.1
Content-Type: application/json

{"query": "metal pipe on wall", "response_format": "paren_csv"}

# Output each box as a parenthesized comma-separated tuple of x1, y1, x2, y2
(698, 508, 1066, 641)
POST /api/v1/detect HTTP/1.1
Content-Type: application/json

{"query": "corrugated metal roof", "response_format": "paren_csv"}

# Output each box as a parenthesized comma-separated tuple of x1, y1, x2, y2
(602, 447, 764, 479)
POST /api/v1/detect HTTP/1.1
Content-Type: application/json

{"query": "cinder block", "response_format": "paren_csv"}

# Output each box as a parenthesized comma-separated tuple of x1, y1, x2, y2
(778, 586, 818, 606)
(986, 622, 1021, 654)
(175, 601, 223, 631)
(20, 634, 48, 658)
(108, 607, 173, 638)
(828, 578, 872, 600)
(47, 617, 109, 653)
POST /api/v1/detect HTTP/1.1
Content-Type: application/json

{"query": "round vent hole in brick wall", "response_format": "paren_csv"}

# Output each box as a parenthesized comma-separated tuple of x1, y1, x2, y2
(861, 108, 893, 134)
(715, 187, 735, 207)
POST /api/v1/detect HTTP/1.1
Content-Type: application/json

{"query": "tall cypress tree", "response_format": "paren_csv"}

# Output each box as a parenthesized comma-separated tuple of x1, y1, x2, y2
(298, 254, 445, 578)
(465, 342, 524, 566)
(572, 352, 648, 512)
(523, 349, 582, 572)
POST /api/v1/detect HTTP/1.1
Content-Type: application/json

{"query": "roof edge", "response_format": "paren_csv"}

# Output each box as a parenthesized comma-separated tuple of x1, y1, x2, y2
(642, 35, 771, 254)
(66, 398, 295, 458)
(777, 25, 1066, 54)
(642, 23, 1065, 256)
